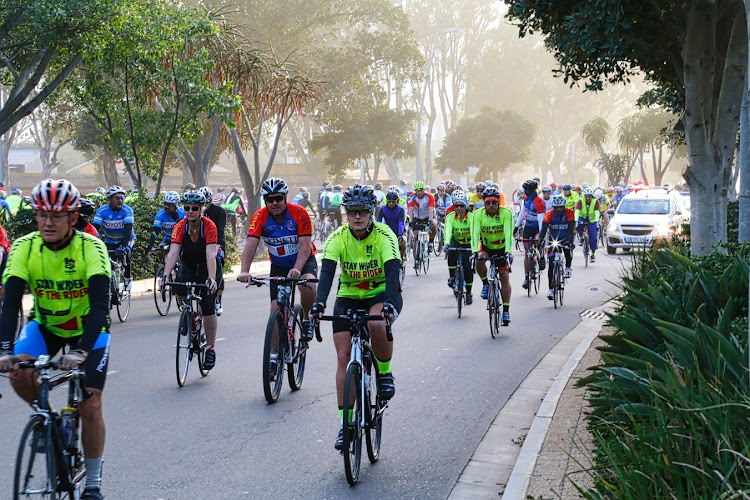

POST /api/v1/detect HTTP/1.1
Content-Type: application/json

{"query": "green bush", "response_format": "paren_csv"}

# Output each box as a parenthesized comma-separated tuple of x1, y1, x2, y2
(579, 247, 750, 498)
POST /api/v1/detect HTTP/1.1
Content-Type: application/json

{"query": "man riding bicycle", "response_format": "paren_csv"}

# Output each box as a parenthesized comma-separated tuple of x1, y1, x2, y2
(162, 191, 220, 370)
(309, 184, 401, 451)
(574, 187, 601, 262)
(513, 180, 547, 290)
(407, 181, 436, 254)
(75, 198, 100, 238)
(471, 186, 514, 325)
(0, 179, 111, 500)
(444, 189, 474, 304)
(145, 190, 184, 263)
(539, 194, 576, 299)
(376, 186, 407, 261)
(93, 185, 135, 293)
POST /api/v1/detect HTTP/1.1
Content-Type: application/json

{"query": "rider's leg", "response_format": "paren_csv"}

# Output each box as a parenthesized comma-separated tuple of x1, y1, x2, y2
(588, 223, 598, 253)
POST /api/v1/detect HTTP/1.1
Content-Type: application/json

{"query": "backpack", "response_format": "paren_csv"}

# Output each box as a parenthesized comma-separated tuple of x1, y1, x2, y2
(329, 193, 342, 207)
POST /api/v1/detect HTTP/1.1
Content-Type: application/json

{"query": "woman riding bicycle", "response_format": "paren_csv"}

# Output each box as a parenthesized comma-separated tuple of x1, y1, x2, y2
(162, 191, 220, 370)
(310, 184, 402, 451)
(444, 189, 475, 304)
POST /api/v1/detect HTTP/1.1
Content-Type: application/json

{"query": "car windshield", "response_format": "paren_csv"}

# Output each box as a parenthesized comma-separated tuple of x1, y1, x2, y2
(618, 199, 670, 215)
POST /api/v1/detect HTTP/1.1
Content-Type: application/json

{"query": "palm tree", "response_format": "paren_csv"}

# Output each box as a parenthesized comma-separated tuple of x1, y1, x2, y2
(580, 116, 611, 158)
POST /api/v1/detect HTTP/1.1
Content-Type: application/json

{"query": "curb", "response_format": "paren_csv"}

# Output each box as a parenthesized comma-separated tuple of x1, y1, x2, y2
(448, 309, 608, 500)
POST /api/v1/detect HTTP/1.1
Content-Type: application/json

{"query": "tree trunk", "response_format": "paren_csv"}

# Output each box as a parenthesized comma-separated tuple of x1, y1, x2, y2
(740, 53, 750, 242)
(102, 154, 118, 186)
(383, 155, 400, 185)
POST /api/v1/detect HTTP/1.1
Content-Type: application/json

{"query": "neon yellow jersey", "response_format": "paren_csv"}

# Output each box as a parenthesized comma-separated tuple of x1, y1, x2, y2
(564, 192, 579, 210)
(471, 206, 514, 253)
(3, 232, 110, 338)
(322, 222, 401, 300)
(444, 211, 473, 246)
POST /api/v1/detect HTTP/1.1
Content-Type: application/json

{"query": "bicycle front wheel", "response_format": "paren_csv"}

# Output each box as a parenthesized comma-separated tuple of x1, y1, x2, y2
(342, 362, 363, 486)
(176, 309, 191, 387)
(414, 243, 421, 276)
(554, 264, 562, 309)
(154, 265, 172, 316)
(434, 228, 444, 256)
(533, 256, 541, 294)
(365, 356, 382, 463)
(583, 237, 590, 267)
(116, 270, 130, 322)
(262, 310, 285, 404)
(488, 281, 499, 338)
(455, 267, 464, 319)
(287, 304, 306, 391)
(14, 414, 56, 499)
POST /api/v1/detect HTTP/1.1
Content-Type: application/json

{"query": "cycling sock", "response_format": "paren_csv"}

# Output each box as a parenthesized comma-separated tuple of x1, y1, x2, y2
(503, 303, 510, 313)
(338, 408, 354, 425)
(448, 267, 456, 277)
(207, 345, 215, 351)
(376, 358, 391, 375)
(84, 457, 103, 490)
(481, 278, 488, 285)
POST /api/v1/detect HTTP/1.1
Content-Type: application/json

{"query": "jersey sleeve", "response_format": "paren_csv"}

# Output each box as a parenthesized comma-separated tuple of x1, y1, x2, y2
(247, 208, 269, 238)
(378, 224, 401, 263)
(426, 193, 435, 207)
(502, 208, 514, 254)
(534, 197, 547, 213)
(123, 205, 135, 225)
(171, 219, 186, 245)
(3, 234, 33, 283)
(92, 206, 104, 226)
(543, 210, 555, 224)
(0, 226, 10, 254)
(444, 213, 453, 245)
(499, 193, 506, 207)
(566, 208, 576, 221)
(203, 217, 218, 244)
(83, 235, 111, 279)
(321, 228, 343, 261)
(289, 204, 312, 236)
(153, 210, 164, 229)
(470, 209, 482, 252)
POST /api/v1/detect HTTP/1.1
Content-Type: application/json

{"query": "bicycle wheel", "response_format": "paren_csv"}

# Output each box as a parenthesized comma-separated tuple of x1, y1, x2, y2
(176, 309, 191, 387)
(197, 322, 209, 377)
(455, 266, 464, 319)
(342, 362, 363, 486)
(414, 242, 421, 276)
(14, 414, 56, 499)
(398, 262, 405, 287)
(262, 310, 285, 404)
(553, 263, 562, 309)
(488, 281, 498, 338)
(116, 269, 130, 322)
(287, 304, 307, 391)
(365, 356, 382, 463)
(583, 236, 590, 268)
(493, 282, 502, 331)
(154, 265, 172, 316)
(434, 227, 443, 256)
(526, 269, 532, 297)
(423, 247, 430, 273)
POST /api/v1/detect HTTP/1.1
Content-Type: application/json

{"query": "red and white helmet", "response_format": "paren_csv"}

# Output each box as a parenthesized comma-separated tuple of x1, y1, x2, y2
(31, 179, 80, 212)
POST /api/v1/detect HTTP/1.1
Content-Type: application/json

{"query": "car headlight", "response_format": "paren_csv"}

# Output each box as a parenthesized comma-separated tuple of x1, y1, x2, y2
(653, 222, 671, 236)
(608, 222, 619, 232)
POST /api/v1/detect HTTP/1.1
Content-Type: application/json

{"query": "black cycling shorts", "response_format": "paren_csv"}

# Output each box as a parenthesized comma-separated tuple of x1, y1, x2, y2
(269, 254, 318, 302)
(174, 262, 216, 316)
(331, 293, 403, 333)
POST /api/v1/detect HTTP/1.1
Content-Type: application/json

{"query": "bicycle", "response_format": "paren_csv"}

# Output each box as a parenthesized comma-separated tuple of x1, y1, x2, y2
(477, 254, 509, 338)
(548, 240, 570, 309)
(316, 212, 336, 244)
(433, 219, 445, 256)
(108, 250, 131, 322)
(13, 355, 91, 499)
(447, 247, 472, 318)
(250, 276, 320, 404)
(598, 216, 608, 249)
(150, 244, 178, 316)
(313, 309, 392, 486)
(411, 223, 430, 276)
(579, 226, 591, 267)
(167, 281, 210, 387)
(517, 238, 542, 297)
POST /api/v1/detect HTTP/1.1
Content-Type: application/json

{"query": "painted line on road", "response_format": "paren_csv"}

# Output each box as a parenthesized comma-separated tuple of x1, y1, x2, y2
(216, 337, 227, 342)
(107, 370, 117, 375)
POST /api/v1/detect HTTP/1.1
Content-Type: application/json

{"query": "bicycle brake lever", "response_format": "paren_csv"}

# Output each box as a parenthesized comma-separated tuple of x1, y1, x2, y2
(315, 322, 322, 343)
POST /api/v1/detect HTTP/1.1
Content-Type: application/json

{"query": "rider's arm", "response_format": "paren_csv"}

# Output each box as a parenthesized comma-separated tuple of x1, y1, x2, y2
(0, 276, 24, 353)
(164, 242, 181, 277)
(444, 213, 453, 246)
(147, 227, 159, 249)
(566, 209, 577, 241)
(538, 220, 550, 244)
(206, 243, 218, 281)
(573, 200, 582, 221)
(427, 194, 435, 222)
(118, 222, 133, 247)
(515, 203, 526, 229)
(470, 210, 481, 253)
(383, 259, 400, 305)
(315, 258, 337, 306)
(76, 274, 109, 353)
(503, 208, 514, 254)
(292, 235, 312, 274)
(397, 206, 406, 236)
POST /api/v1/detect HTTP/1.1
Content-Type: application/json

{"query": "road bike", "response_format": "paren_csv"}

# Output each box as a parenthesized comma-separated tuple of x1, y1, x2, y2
(548, 240, 570, 309)
(13, 355, 91, 499)
(108, 250, 130, 322)
(433, 219, 445, 256)
(313, 309, 392, 486)
(167, 281, 210, 387)
(149, 244, 178, 316)
(447, 247, 473, 318)
(517, 238, 542, 297)
(477, 254, 509, 338)
(250, 276, 320, 404)
(411, 222, 430, 276)
(315, 212, 336, 244)
(580, 227, 591, 267)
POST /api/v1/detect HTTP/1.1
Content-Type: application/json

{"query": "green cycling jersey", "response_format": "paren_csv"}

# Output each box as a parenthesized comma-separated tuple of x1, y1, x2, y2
(471, 206, 514, 254)
(444, 211, 473, 246)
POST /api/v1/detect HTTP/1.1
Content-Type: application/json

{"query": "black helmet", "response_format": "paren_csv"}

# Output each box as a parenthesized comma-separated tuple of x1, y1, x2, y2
(522, 179, 538, 191)
(183, 183, 196, 191)
(342, 184, 376, 210)
(562, 184, 572, 192)
(482, 186, 500, 199)
(78, 198, 96, 216)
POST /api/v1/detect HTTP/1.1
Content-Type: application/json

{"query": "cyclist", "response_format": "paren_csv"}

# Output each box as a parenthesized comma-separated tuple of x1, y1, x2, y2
(549, 182, 559, 195)
(468, 182, 485, 211)
(329, 184, 344, 227)
(0, 222, 10, 295)
(200, 187, 228, 316)
(562, 184, 579, 210)
(574, 187, 600, 262)
(435, 183, 452, 222)
(407, 181, 437, 253)
(373, 181, 386, 209)
(595, 188, 611, 228)
(612, 185, 625, 207)
(376, 186, 407, 261)
(295, 189, 317, 218)
(0, 179, 111, 500)
(541, 186, 554, 212)
(237, 177, 318, 374)
(145, 190, 184, 263)
(514, 180, 547, 289)
(397, 179, 408, 199)
(292, 186, 308, 204)
(161, 191, 220, 370)
(471, 186, 514, 325)
(512, 187, 525, 217)
(309, 184, 401, 450)
(222, 186, 247, 235)
(182, 182, 196, 193)
(317, 181, 330, 213)
(74, 198, 100, 238)
(93, 185, 135, 292)
(444, 189, 474, 304)
(539, 194, 576, 298)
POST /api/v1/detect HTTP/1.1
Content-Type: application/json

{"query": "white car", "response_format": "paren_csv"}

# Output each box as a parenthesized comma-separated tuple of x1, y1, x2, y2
(606, 189, 689, 253)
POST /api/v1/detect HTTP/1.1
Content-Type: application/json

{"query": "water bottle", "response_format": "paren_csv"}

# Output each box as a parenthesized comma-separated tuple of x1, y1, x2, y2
(60, 406, 77, 451)
(277, 286, 287, 305)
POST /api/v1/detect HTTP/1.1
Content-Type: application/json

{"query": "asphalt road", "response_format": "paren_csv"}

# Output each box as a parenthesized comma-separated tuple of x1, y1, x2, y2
(0, 244, 628, 499)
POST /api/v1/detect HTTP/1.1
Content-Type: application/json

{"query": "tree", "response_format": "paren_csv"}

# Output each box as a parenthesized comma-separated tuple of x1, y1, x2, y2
(435, 106, 535, 182)
(506, 1, 747, 255)
(616, 110, 681, 186)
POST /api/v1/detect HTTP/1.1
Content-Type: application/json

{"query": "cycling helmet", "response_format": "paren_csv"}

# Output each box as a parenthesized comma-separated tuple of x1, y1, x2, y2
(562, 184, 572, 192)
(260, 177, 289, 196)
(451, 189, 468, 205)
(183, 183, 196, 191)
(302, 191, 310, 198)
(615, 186, 624, 193)
(483, 186, 500, 199)
(163, 191, 180, 206)
(374, 182, 383, 190)
(413, 181, 425, 191)
(582, 187, 594, 196)
(11, 188, 21, 195)
(78, 198, 95, 216)
(325, 184, 333, 191)
(211, 193, 223, 204)
(606, 187, 614, 193)
(300, 186, 308, 192)
(334, 184, 342, 191)
(22, 196, 31, 204)
(399, 179, 407, 186)
(573, 185, 582, 192)
(182, 191, 206, 205)
(385, 187, 400, 201)
(551, 195, 566, 207)
(541, 186, 552, 193)
(594, 188, 603, 199)
(475, 182, 486, 191)
(581, 183, 590, 189)
(522, 179, 538, 191)
(342, 184, 376, 210)
(198, 186, 213, 202)
(549, 182, 557, 189)
(31, 179, 80, 212)
(445, 180, 456, 190)
(95, 187, 106, 195)
(617, 181, 626, 187)
(516, 187, 525, 197)
(106, 185, 126, 198)
(437, 183, 446, 191)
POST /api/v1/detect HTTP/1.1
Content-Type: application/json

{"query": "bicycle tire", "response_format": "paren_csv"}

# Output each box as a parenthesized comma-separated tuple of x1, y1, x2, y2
(14, 414, 56, 499)
(262, 310, 285, 404)
(423, 248, 430, 273)
(526, 269, 532, 297)
(287, 304, 306, 391)
(342, 362, 363, 486)
(365, 355, 382, 463)
(455, 265, 464, 319)
(494, 281, 503, 330)
(154, 265, 173, 316)
(553, 262, 562, 309)
(197, 321, 209, 378)
(176, 309, 191, 387)
(434, 226, 444, 256)
(398, 262, 406, 287)
(414, 241, 421, 276)
(488, 280, 498, 338)
(116, 267, 130, 322)
(583, 235, 590, 268)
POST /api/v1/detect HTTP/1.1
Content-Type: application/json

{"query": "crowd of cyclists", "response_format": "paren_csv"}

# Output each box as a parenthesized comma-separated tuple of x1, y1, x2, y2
(0, 172, 664, 497)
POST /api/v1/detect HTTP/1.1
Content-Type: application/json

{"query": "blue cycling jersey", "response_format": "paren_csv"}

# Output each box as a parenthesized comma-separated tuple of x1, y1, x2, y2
(93, 204, 135, 244)
(153, 208, 184, 243)
(376, 203, 405, 236)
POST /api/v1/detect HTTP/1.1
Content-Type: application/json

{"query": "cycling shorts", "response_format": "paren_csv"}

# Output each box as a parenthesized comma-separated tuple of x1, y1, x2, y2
(331, 293, 403, 333)
(14, 321, 111, 390)
(478, 248, 510, 271)
(268, 254, 318, 302)
(174, 262, 216, 316)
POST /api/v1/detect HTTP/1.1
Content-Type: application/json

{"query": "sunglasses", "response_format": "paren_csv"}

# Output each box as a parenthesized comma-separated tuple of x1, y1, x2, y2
(184, 205, 202, 212)
(35, 212, 69, 223)
(265, 195, 285, 204)
(346, 208, 370, 217)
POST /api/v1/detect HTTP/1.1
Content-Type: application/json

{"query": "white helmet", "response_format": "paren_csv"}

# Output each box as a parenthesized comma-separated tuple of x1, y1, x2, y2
(163, 191, 180, 205)
(451, 189, 468, 206)
(582, 187, 594, 196)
